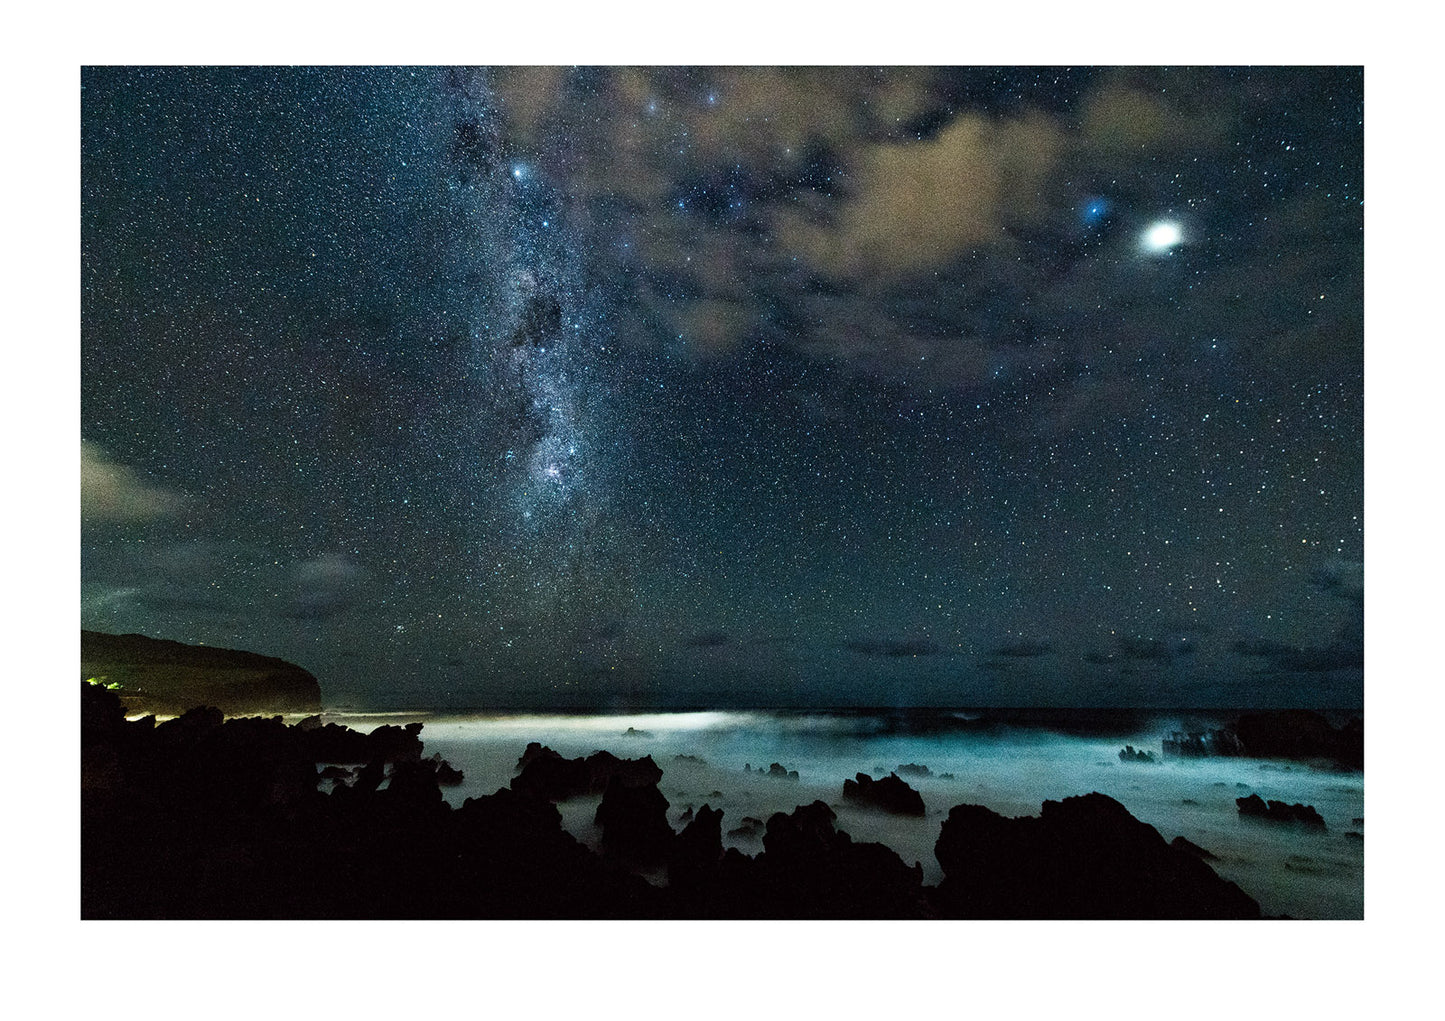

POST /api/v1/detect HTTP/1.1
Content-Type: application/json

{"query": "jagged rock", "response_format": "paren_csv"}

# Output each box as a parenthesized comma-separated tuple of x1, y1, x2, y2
(1235, 794, 1327, 828)
(595, 774, 674, 864)
(896, 763, 933, 777)
(510, 744, 662, 801)
(726, 816, 765, 840)
(842, 772, 926, 816)
(933, 792, 1259, 919)
(741, 801, 927, 918)
(1170, 835, 1218, 859)
(426, 753, 464, 786)
(1118, 745, 1157, 763)
(1163, 729, 1244, 759)
(669, 804, 725, 893)
(765, 762, 799, 781)
(1234, 710, 1363, 769)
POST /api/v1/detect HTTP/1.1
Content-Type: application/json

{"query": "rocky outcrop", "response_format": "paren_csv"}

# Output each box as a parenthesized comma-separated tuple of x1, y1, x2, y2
(83, 684, 1275, 921)
(1163, 729, 1245, 759)
(1236, 793, 1327, 828)
(595, 773, 674, 864)
(82, 630, 322, 716)
(933, 792, 1260, 919)
(510, 743, 662, 801)
(895, 762, 933, 777)
(1170, 835, 1218, 860)
(842, 772, 926, 816)
(1118, 745, 1157, 763)
(1234, 711, 1363, 769)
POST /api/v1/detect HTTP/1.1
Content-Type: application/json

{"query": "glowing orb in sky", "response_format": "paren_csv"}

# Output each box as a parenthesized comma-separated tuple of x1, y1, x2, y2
(1141, 220, 1183, 253)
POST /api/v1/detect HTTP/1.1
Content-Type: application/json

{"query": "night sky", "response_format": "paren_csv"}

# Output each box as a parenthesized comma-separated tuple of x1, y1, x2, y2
(79, 66, 1363, 710)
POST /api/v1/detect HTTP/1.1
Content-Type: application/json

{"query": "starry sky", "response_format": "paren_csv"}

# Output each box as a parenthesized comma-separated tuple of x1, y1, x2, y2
(79, 66, 1363, 710)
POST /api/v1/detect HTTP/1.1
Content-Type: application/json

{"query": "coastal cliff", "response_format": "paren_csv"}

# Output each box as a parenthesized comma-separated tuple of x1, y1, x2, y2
(81, 630, 322, 716)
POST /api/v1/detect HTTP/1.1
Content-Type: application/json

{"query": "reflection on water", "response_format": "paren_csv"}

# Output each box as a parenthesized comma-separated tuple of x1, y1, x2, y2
(335, 708, 1363, 919)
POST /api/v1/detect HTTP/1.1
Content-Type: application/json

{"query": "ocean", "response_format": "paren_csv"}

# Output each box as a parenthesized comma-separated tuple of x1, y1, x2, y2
(322, 706, 1364, 919)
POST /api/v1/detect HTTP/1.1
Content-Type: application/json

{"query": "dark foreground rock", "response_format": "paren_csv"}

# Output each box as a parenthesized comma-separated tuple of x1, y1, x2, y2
(83, 685, 1265, 920)
(1236, 793, 1327, 828)
(1170, 835, 1219, 860)
(932, 792, 1260, 919)
(511, 742, 662, 801)
(842, 771, 926, 815)
(1234, 710, 1363, 769)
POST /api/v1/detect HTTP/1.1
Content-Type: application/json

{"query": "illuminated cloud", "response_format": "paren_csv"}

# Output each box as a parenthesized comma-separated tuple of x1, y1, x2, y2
(778, 111, 1066, 279)
(81, 441, 183, 522)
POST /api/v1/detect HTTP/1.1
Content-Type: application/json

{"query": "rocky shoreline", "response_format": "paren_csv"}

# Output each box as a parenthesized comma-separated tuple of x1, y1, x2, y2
(83, 683, 1262, 919)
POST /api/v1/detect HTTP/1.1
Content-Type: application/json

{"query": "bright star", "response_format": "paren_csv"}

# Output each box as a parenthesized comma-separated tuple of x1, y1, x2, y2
(1141, 220, 1183, 253)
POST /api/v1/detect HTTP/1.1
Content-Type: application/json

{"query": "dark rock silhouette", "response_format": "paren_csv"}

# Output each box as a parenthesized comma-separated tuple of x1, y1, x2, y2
(669, 804, 725, 898)
(896, 762, 933, 777)
(1170, 835, 1218, 859)
(1163, 728, 1244, 759)
(1118, 745, 1157, 763)
(1236, 794, 1327, 828)
(595, 773, 674, 864)
(82, 630, 322, 716)
(726, 816, 765, 840)
(511, 743, 662, 801)
(842, 772, 926, 816)
(83, 684, 1274, 920)
(745, 801, 928, 918)
(1234, 710, 1362, 769)
(427, 753, 464, 786)
(933, 792, 1260, 918)
(761, 762, 800, 780)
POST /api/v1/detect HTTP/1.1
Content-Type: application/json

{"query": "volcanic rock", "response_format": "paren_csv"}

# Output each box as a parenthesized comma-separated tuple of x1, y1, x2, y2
(933, 792, 1259, 918)
(842, 772, 926, 816)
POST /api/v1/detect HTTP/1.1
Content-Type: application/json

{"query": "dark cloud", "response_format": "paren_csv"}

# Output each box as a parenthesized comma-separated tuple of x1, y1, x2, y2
(684, 630, 730, 649)
(1232, 638, 1363, 674)
(845, 637, 943, 658)
(991, 640, 1055, 658)
(1117, 637, 1174, 663)
(285, 555, 367, 621)
(1310, 559, 1365, 604)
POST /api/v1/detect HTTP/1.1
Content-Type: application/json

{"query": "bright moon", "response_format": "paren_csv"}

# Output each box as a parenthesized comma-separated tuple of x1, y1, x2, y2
(1142, 220, 1183, 252)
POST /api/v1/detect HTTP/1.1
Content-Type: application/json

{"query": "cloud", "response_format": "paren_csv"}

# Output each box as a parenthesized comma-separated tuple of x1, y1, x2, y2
(1310, 559, 1364, 603)
(1076, 80, 1230, 154)
(991, 640, 1055, 658)
(844, 637, 942, 658)
(81, 441, 183, 522)
(777, 110, 1066, 280)
(1232, 637, 1363, 673)
(1117, 636, 1174, 662)
(287, 554, 367, 621)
